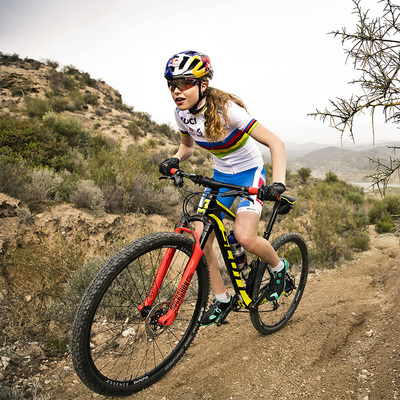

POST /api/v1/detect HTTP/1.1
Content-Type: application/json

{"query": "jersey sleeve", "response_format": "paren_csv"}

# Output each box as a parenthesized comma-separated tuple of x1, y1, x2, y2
(174, 109, 190, 137)
(226, 101, 259, 135)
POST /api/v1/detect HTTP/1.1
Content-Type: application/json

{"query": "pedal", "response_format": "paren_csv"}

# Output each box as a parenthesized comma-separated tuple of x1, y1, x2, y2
(216, 303, 232, 327)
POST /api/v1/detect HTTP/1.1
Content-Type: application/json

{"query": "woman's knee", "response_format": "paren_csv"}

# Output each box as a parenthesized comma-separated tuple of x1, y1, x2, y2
(234, 229, 256, 251)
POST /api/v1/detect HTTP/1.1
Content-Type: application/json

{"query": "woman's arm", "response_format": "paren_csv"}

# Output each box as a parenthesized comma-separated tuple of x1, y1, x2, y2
(250, 123, 286, 184)
(173, 135, 195, 162)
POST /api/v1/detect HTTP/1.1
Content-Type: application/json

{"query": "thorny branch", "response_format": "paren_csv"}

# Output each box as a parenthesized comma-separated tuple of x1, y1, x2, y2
(309, 0, 400, 192)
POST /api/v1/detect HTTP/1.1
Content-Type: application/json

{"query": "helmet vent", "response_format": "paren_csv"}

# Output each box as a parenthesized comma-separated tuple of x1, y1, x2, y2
(179, 56, 189, 70)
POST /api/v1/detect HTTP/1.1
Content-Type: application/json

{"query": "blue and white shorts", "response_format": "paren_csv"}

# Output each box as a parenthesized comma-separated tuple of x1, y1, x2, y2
(198, 165, 266, 218)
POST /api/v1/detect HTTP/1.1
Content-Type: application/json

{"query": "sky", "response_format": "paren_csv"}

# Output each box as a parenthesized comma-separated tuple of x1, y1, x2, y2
(1, 0, 399, 146)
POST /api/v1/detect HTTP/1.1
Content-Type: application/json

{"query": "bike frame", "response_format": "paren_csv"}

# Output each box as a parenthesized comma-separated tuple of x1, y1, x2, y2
(138, 172, 294, 326)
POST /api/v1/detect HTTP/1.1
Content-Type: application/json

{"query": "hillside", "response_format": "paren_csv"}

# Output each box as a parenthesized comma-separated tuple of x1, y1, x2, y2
(0, 52, 180, 152)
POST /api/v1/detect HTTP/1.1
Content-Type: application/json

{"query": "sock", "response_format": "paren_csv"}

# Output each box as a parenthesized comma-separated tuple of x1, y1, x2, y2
(215, 290, 230, 302)
(271, 260, 284, 272)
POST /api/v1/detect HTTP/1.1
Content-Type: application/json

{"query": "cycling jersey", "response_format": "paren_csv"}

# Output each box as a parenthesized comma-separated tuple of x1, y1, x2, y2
(175, 100, 264, 174)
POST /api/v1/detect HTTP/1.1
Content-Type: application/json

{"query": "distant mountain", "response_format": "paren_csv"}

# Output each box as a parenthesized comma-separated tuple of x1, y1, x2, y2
(288, 144, 399, 180)
(259, 141, 400, 181)
(284, 142, 331, 160)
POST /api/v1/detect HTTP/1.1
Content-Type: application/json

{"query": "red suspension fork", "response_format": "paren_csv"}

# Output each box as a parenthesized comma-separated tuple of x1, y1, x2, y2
(137, 246, 176, 313)
(138, 228, 204, 326)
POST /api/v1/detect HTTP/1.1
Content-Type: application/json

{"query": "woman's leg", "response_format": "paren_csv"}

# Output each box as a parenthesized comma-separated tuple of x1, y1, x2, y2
(234, 211, 281, 268)
(234, 211, 288, 302)
(194, 221, 227, 295)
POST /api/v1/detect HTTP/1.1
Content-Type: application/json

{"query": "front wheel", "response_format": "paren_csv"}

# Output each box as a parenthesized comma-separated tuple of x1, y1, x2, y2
(70, 232, 209, 396)
(250, 233, 308, 335)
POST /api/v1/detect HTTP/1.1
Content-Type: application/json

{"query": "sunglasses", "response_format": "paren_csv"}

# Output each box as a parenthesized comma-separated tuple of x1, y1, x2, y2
(167, 78, 199, 91)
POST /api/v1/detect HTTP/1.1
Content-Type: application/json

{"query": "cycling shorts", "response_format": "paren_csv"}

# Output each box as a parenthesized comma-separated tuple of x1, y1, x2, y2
(198, 165, 266, 218)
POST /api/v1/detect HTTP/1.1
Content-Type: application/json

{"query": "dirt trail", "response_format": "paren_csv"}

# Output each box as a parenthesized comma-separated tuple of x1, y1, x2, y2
(46, 229, 400, 400)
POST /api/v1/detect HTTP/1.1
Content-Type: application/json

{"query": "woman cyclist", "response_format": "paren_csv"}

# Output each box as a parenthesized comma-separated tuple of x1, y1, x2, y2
(159, 50, 288, 326)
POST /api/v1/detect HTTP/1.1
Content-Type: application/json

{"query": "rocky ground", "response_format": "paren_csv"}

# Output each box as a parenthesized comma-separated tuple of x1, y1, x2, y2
(1, 227, 398, 400)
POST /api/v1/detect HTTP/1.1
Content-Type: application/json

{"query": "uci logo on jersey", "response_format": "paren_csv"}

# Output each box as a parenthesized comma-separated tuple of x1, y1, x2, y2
(182, 117, 197, 125)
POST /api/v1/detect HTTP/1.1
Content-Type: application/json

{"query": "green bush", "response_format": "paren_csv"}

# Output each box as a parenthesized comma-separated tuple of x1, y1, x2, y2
(368, 195, 400, 233)
(325, 170, 339, 183)
(375, 215, 396, 233)
(294, 178, 370, 268)
(24, 96, 50, 117)
(126, 121, 144, 138)
(0, 113, 71, 170)
(43, 112, 90, 149)
(298, 167, 312, 183)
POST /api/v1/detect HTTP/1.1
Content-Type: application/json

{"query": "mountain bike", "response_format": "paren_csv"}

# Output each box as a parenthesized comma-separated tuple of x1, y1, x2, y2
(70, 168, 309, 397)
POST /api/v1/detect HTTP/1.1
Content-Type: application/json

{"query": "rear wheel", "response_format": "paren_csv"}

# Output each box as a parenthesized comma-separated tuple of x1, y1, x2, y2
(250, 233, 308, 335)
(71, 232, 209, 396)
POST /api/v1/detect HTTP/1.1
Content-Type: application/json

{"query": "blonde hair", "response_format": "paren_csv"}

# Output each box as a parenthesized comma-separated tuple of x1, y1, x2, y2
(203, 86, 247, 142)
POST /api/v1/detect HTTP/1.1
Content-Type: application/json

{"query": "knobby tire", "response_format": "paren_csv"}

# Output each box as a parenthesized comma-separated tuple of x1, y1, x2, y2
(250, 233, 308, 335)
(70, 232, 209, 396)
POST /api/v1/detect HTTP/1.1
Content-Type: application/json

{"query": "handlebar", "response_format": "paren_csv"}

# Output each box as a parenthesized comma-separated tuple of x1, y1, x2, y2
(167, 168, 296, 205)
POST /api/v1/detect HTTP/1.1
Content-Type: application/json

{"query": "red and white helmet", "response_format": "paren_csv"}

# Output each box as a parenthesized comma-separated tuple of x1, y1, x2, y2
(164, 50, 214, 80)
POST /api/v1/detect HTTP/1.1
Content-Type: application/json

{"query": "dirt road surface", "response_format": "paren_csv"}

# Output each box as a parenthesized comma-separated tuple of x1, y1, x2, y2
(46, 230, 399, 400)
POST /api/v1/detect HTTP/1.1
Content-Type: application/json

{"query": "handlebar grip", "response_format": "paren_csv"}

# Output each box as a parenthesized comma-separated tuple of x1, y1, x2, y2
(248, 186, 259, 196)
(170, 168, 178, 175)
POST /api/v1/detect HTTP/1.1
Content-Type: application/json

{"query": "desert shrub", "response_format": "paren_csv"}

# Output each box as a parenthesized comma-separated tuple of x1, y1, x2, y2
(22, 168, 63, 211)
(305, 195, 352, 267)
(126, 121, 144, 138)
(0, 154, 28, 198)
(375, 215, 396, 233)
(293, 178, 369, 268)
(48, 95, 69, 112)
(79, 71, 98, 88)
(135, 112, 154, 131)
(298, 167, 312, 183)
(83, 91, 99, 106)
(101, 179, 126, 213)
(43, 112, 90, 149)
(368, 199, 387, 223)
(48, 70, 75, 92)
(45, 59, 59, 69)
(125, 171, 180, 216)
(0, 233, 87, 345)
(325, 170, 339, 183)
(156, 123, 176, 139)
(347, 230, 370, 251)
(24, 96, 50, 117)
(368, 195, 400, 233)
(385, 195, 400, 215)
(50, 256, 105, 326)
(70, 179, 105, 214)
(0, 52, 21, 65)
(0, 114, 72, 171)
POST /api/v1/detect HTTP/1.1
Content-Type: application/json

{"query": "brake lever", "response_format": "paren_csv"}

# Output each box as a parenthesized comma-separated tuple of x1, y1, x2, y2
(220, 190, 255, 203)
(158, 174, 184, 188)
(173, 174, 184, 188)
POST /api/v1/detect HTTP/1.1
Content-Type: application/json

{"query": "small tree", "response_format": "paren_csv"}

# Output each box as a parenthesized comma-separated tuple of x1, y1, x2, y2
(310, 0, 400, 193)
(297, 167, 312, 183)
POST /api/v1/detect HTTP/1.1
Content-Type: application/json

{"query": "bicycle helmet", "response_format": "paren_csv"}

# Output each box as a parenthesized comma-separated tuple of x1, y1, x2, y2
(164, 50, 214, 80)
